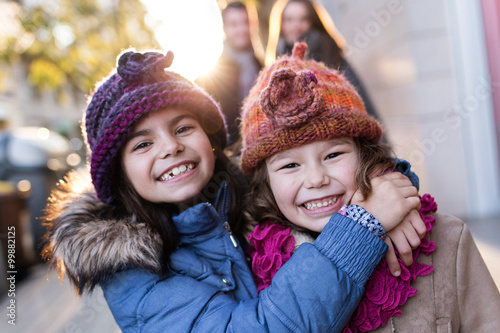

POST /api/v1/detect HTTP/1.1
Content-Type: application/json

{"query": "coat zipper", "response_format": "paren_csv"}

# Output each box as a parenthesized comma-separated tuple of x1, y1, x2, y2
(223, 221, 239, 248)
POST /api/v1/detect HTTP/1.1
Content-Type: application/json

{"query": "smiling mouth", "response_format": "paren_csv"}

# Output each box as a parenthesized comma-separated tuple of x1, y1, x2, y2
(302, 195, 340, 211)
(158, 163, 195, 181)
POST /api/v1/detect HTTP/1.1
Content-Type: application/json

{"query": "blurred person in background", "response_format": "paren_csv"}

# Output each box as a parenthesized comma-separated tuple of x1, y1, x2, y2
(266, 0, 381, 124)
(197, 1, 262, 156)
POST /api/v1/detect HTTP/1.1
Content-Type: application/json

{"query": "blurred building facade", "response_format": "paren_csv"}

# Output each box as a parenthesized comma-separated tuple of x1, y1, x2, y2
(1, 0, 499, 221)
(316, 0, 500, 219)
(1, 64, 84, 135)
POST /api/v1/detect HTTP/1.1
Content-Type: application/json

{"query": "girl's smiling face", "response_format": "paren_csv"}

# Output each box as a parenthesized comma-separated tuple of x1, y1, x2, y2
(121, 107, 215, 206)
(266, 138, 359, 232)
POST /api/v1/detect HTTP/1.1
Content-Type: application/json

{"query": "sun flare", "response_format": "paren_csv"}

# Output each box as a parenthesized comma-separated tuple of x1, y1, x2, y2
(142, 0, 224, 81)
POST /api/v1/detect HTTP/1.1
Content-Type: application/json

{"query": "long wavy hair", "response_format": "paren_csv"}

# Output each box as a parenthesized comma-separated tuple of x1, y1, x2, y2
(265, 0, 346, 65)
(244, 137, 395, 233)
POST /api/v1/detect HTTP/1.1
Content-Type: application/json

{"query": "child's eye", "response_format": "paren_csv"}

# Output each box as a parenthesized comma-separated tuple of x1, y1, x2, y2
(133, 142, 151, 151)
(176, 125, 193, 135)
(280, 163, 299, 170)
(326, 152, 343, 160)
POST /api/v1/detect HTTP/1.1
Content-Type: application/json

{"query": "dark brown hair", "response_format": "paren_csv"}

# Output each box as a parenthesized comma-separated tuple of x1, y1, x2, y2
(280, 0, 343, 68)
(113, 144, 248, 276)
(282, 0, 326, 35)
(222, 1, 247, 20)
(244, 137, 395, 231)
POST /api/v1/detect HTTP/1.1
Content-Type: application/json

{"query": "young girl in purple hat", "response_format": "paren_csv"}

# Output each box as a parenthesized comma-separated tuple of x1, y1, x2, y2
(43, 48, 423, 332)
(240, 43, 500, 332)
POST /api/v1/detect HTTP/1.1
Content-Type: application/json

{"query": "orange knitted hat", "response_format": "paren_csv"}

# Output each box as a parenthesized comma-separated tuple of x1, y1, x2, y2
(240, 42, 383, 174)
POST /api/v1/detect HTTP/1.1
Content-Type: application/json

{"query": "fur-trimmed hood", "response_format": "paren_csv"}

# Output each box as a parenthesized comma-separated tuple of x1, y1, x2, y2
(42, 169, 162, 294)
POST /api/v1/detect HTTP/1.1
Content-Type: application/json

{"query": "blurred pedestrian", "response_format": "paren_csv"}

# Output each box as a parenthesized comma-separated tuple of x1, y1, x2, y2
(197, 1, 262, 154)
(266, 0, 382, 123)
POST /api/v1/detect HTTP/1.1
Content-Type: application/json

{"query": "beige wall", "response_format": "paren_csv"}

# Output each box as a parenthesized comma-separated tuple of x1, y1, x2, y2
(322, 0, 500, 219)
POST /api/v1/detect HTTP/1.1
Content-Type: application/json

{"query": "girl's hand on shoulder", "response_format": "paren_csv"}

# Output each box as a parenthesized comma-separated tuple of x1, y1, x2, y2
(384, 209, 427, 276)
(351, 172, 421, 233)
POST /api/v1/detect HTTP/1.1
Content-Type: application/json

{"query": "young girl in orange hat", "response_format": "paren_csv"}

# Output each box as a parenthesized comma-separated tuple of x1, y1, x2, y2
(240, 43, 500, 332)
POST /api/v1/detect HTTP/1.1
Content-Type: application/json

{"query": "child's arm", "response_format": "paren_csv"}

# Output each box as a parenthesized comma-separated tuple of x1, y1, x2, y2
(102, 214, 387, 332)
(351, 172, 425, 275)
(351, 172, 420, 231)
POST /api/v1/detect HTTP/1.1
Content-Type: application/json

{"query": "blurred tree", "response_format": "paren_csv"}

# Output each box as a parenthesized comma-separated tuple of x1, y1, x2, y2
(0, 0, 159, 100)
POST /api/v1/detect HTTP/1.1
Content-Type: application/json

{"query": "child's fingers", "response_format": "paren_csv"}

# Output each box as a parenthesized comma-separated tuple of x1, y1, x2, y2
(387, 196, 421, 223)
(408, 209, 427, 239)
(373, 171, 414, 183)
(384, 237, 402, 277)
(403, 223, 421, 250)
(399, 186, 419, 199)
(372, 174, 418, 199)
(388, 230, 413, 267)
(389, 177, 415, 188)
(405, 195, 422, 212)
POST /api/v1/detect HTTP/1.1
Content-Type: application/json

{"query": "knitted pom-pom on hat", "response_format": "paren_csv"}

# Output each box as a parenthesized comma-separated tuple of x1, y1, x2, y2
(240, 42, 383, 174)
(84, 49, 227, 204)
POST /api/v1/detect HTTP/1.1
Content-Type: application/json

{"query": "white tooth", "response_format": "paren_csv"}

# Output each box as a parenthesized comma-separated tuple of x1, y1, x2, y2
(179, 165, 187, 172)
(322, 201, 327, 207)
(188, 163, 194, 170)
(172, 167, 180, 176)
(312, 203, 317, 208)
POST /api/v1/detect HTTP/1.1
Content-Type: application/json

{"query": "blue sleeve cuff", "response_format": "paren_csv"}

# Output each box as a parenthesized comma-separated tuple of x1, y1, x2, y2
(345, 205, 386, 238)
(314, 214, 387, 285)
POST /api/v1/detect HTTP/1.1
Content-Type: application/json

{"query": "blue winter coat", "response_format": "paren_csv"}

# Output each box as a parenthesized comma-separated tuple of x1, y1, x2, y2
(43, 173, 387, 332)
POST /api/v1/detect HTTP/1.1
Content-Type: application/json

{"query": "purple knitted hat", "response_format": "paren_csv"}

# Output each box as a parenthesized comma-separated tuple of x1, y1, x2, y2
(84, 50, 227, 204)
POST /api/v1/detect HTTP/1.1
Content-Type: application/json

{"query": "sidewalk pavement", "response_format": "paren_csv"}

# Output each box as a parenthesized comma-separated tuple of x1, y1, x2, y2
(1, 263, 119, 333)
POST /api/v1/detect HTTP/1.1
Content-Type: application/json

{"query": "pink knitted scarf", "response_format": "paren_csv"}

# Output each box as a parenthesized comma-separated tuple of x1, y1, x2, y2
(247, 194, 438, 332)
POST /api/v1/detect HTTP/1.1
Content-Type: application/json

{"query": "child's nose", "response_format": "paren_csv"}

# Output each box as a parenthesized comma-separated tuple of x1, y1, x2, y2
(304, 165, 330, 188)
(158, 136, 184, 158)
